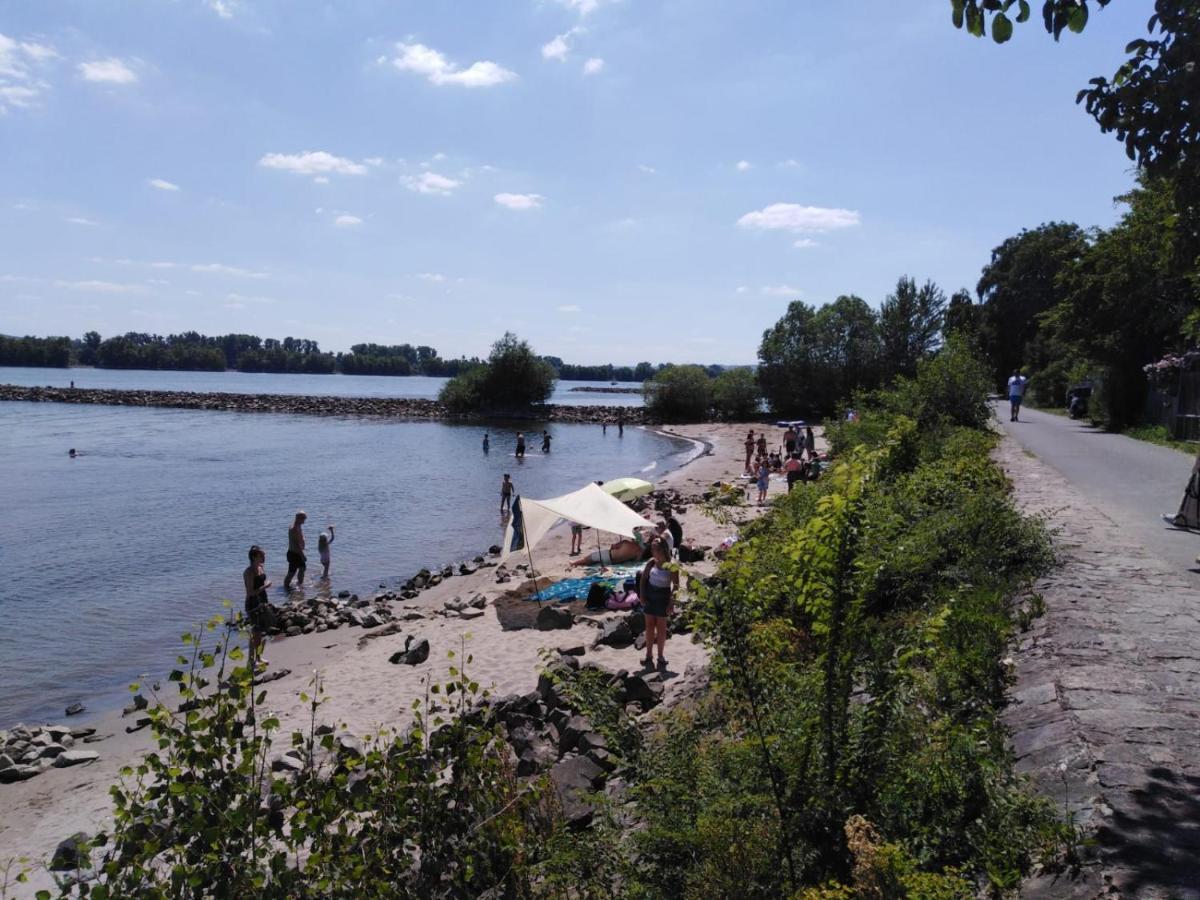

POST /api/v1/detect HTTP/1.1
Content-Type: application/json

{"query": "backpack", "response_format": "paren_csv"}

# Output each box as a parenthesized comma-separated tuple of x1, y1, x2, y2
(585, 583, 613, 610)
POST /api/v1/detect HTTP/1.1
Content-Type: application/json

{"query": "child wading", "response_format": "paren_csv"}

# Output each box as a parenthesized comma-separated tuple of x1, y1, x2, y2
(318, 525, 336, 578)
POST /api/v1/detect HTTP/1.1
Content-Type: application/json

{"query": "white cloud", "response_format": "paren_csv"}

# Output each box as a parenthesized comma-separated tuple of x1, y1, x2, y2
(258, 150, 368, 177)
(761, 284, 802, 297)
(226, 292, 275, 304)
(0, 33, 59, 111)
(557, 304, 581, 313)
(735, 160, 752, 172)
(792, 238, 818, 249)
(638, 164, 656, 175)
(364, 156, 384, 167)
(390, 42, 516, 88)
(735, 286, 749, 294)
(54, 279, 143, 293)
(65, 216, 100, 226)
(333, 214, 362, 228)
(208, 0, 236, 18)
(78, 58, 137, 84)
(148, 178, 180, 192)
(403, 171, 461, 195)
(778, 158, 801, 168)
(190, 262, 267, 278)
(556, 0, 608, 15)
(737, 202, 861, 234)
(494, 192, 543, 210)
(542, 34, 571, 61)
(582, 57, 604, 75)
(416, 272, 445, 282)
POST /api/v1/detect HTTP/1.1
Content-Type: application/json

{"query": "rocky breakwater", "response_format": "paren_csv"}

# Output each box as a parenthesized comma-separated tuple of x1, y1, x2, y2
(0, 724, 101, 784)
(0, 384, 647, 425)
(566, 386, 642, 395)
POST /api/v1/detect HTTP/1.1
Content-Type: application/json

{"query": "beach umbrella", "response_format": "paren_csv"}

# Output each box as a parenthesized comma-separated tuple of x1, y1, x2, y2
(601, 477, 654, 502)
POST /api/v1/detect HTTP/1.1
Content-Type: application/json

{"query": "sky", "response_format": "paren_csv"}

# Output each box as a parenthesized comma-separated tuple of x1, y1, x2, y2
(0, 0, 1153, 365)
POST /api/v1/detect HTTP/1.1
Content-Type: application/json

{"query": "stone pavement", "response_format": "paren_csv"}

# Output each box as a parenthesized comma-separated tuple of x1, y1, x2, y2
(995, 435, 1200, 898)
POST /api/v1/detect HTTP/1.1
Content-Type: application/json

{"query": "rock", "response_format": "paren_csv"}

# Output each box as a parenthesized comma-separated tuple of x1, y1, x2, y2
(489, 544, 502, 555)
(549, 755, 606, 828)
(588, 747, 618, 772)
(536, 606, 575, 631)
(458, 608, 485, 620)
(558, 715, 591, 755)
(338, 590, 351, 599)
(578, 731, 608, 755)
(444, 596, 468, 612)
(126, 716, 152, 734)
(50, 832, 91, 871)
(39, 744, 67, 759)
(0, 765, 39, 783)
(46, 725, 72, 741)
(315, 724, 335, 736)
(0, 753, 12, 771)
(401, 610, 425, 620)
(593, 619, 634, 649)
(517, 741, 557, 776)
(336, 734, 364, 758)
(82, 734, 108, 744)
(459, 562, 478, 575)
(53, 750, 100, 768)
(30, 732, 53, 748)
(560, 645, 586, 657)
(389, 636, 430, 666)
(634, 633, 647, 652)
(470, 595, 487, 609)
(428, 574, 442, 587)
(625, 611, 645, 637)
(620, 673, 665, 708)
(272, 754, 305, 773)
(65, 702, 85, 717)
(122, 693, 149, 715)
(360, 612, 382, 628)
(253, 667, 291, 686)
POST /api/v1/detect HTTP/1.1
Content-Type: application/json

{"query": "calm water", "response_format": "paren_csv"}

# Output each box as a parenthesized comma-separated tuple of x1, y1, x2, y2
(0, 367, 644, 407)
(0, 401, 692, 727)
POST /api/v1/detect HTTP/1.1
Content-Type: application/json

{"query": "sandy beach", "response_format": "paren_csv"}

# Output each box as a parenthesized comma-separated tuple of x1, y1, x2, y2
(0, 421, 824, 894)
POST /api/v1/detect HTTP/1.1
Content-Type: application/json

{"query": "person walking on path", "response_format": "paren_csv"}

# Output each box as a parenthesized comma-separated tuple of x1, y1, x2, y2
(500, 474, 514, 514)
(639, 538, 678, 671)
(515, 432, 526, 458)
(805, 425, 816, 458)
(744, 430, 755, 473)
(283, 511, 307, 591)
(243, 545, 274, 668)
(541, 430, 552, 453)
(318, 525, 335, 578)
(1008, 369, 1029, 422)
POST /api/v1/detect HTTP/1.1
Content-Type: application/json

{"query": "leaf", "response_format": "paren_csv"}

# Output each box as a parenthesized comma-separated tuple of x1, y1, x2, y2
(952, 0, 965, 29)
(1015, 0, 1030, 22)
(1068, 3, 1088, 32)
(992, 12, 1014, 42)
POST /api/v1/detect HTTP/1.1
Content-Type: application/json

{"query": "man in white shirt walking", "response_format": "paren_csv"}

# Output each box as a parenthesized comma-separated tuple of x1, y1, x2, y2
(1007, 369, 1029, 422)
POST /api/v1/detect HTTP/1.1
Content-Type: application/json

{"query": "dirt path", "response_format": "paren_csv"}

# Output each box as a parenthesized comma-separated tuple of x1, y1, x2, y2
(994, 434, 1200, 899)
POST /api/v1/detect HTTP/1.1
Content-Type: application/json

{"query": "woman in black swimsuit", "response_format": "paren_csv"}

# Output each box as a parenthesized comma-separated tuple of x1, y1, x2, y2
(243, 545, 273, 668)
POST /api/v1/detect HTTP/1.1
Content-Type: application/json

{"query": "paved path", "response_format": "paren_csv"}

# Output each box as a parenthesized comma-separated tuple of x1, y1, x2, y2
(993, 417, 1200, 898)
(998, 406, 1199, 579)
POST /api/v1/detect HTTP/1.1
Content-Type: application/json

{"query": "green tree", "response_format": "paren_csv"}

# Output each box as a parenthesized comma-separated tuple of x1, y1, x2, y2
(943, 288, 981, 342)
(712, 367, 761, 420)
(976, 222, 1089, 387)
(813, 294, 882, 407)
(758, 300, 821, 417)
(79, 330, 102, 365)
(644, 364, 712, 422)
(878, 277, 946, 380)
(437, 332, 555, 412)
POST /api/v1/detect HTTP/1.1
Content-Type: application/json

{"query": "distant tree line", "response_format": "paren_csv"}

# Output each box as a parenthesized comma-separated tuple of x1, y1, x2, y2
(0, 334, 72, 367)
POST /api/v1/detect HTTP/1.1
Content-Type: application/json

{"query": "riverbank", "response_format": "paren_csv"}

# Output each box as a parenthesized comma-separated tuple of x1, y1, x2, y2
(0, 384, 644, 424)
(0, 421, 822, 895)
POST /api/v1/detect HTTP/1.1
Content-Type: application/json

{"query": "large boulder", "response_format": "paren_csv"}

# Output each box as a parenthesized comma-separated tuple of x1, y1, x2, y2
(52, 750, 100, 768)
(557, 714, 591, 756)
(389, 636, 430, 666)
(620, 673, 665, 708)
(50, 833, 91, 871)
(550, 755, 606, 828)
(593, 619, 633, 649)
(536, 606, 574, 631)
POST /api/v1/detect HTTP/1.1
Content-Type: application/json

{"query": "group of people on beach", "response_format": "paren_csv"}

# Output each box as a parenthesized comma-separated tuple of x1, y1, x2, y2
(745, 426, 821, 503)
(241, 511, 335, 666)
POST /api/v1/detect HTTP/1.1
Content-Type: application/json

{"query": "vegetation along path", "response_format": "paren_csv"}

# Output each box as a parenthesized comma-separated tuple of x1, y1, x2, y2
(994, 418, 1200, 898)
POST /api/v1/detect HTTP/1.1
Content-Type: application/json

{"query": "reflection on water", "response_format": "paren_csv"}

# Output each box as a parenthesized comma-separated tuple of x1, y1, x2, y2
(0, 402, 690, 726)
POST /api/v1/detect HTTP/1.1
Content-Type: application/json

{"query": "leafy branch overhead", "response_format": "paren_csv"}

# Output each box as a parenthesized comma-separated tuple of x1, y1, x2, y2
(950, 0, 1199, 174)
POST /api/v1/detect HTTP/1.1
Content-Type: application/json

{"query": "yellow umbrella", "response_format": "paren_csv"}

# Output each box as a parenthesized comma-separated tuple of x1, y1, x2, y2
(601, 477, 654, 502)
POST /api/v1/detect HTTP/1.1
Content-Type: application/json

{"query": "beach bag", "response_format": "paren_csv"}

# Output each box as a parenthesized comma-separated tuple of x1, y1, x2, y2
(585, 583, 612, 610)
(623, 577, 638, 594)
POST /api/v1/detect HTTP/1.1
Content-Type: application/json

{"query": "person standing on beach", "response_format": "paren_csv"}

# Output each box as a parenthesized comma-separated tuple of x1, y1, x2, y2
(639, 538, 677, 671)
(284, 511, 307, 591)
(756, 459, 770, 505)
(541, 430, 552, 453)
(482, 433, 490, 453)
(783, 426, 797, 457)
(570, 521, 584, 555)
(1007, 369, 1028, 422)
(805, 425, 816, 459)
(515, 432, 526, 458)
(243, 545, 273, 668)
(744, 430, 755, 473)
(318, 525, 335, 578)
(755, 431, 768, 461)
(784, 452, 803, 492)
(501, 474, 514, 514)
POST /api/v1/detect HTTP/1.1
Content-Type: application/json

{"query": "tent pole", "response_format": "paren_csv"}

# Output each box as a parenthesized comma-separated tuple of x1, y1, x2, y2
(523, 516, 542, 605)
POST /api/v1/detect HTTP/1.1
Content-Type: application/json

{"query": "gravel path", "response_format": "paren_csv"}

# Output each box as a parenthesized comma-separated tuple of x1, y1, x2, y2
(994, 427, 1200, 898)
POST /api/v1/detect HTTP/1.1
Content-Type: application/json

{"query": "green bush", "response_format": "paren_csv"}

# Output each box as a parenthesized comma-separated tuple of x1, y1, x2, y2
(643, 364, 713, 422)
(711, 367, 761, 420)
(437, 332, 554, 413)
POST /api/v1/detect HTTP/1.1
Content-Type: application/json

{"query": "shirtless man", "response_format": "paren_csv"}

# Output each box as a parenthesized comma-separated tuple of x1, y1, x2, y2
(569, 538, 642, 567)
(744, 430, 755, 473)
(284, 510, 307, 591)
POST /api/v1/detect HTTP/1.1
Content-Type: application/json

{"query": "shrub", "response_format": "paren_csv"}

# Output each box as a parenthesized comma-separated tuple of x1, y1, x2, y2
(439, 366, 487, 413)
(437, 333, 554, 413)
(712, 368, 761, 420)
(644, 364, 712, 422)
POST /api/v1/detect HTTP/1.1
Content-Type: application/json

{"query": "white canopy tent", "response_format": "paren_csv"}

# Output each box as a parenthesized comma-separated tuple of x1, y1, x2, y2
(501, 482, 655, 564)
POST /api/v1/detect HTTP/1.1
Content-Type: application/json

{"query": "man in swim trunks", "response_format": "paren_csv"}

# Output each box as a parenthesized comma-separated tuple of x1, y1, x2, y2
(541, 430, 552, 453)
(501, 474, 514, 514)
(515, 433, 526, 457)
(744, 430, 755, 473)
(284, 510, 307, 591)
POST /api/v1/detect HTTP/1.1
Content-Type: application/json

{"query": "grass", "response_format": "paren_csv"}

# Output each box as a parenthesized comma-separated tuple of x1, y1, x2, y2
(1124, 425, 1197, 456)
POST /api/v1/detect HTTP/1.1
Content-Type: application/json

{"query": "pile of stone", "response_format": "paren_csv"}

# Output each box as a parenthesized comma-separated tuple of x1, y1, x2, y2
(485, 653, 666, 827)
(396, 556, 494, 600)
(0, 384, 649, 426)
(266, 592, 399, 637)
(0, 724, 101, 784)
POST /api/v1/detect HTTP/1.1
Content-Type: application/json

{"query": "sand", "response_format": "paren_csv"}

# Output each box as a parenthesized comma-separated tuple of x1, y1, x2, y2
(0, 421, 825, 894)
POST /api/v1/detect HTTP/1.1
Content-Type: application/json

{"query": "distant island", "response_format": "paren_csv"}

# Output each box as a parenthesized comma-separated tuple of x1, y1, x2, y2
(0, 331, 732, 382)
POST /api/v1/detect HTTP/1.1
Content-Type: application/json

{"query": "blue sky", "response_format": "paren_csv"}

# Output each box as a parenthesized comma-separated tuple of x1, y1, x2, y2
(1, 0, 1151, 365)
